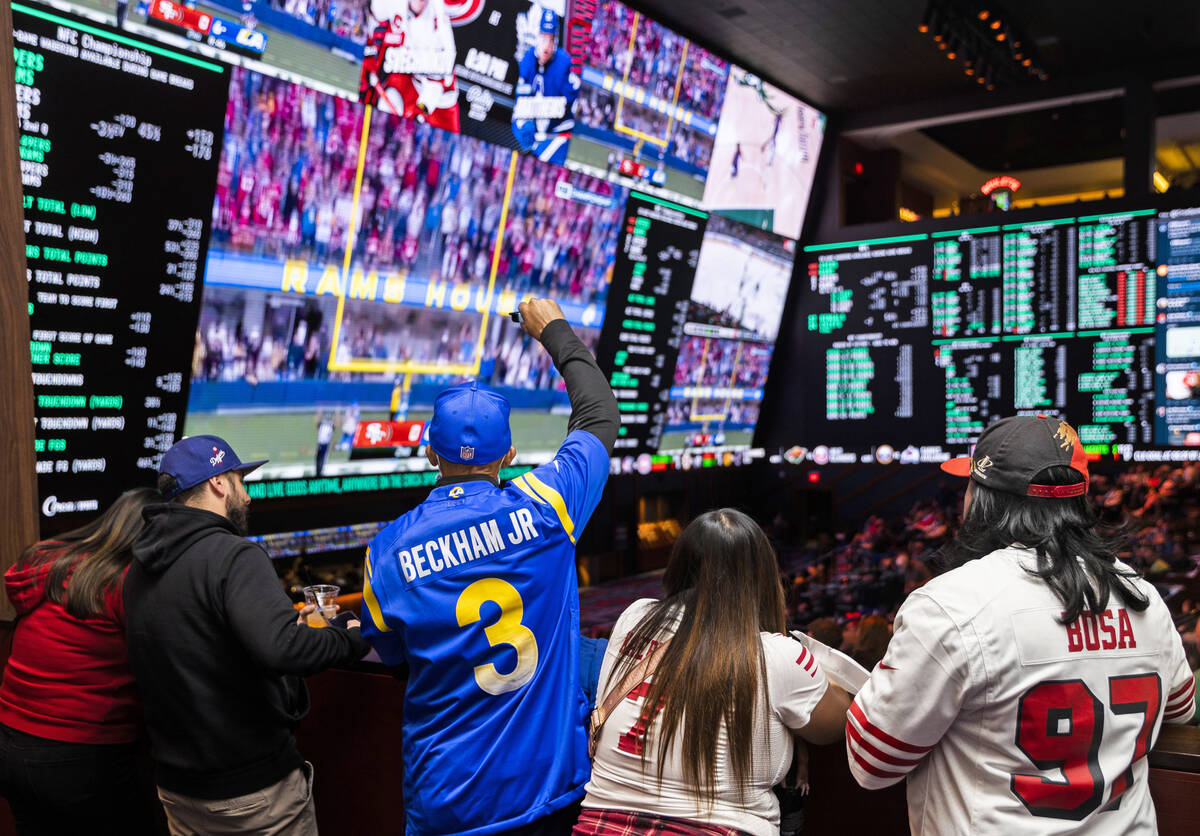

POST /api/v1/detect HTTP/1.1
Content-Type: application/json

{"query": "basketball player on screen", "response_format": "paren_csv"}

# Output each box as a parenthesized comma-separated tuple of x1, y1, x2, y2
(761, 110, 782, 167)
(847, 415, 1196, 834)
(361, 0, 460, 132)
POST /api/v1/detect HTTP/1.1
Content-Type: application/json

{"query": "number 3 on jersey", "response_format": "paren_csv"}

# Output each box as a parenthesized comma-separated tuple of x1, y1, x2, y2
(1013, 674, 1161, 820)
(456, 578, 539, 695)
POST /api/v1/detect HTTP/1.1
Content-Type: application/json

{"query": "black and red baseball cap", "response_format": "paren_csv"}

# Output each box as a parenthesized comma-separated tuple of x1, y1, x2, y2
(941, 415, 1089, 499)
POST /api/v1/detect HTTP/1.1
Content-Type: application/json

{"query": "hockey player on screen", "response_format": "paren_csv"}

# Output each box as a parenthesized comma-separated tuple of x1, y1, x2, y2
(361, 0, 461, 133)
(511, 8, 579, 165)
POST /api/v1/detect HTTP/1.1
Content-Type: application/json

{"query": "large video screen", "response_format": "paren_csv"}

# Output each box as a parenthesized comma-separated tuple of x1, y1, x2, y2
(789, 208, 1200, 467)
(660, 215, 794, 452)
(187, 65, 626, 486)
(15, 0, 799, 521)
(563, 0, 728, 205)
(701, 66, 825, 240)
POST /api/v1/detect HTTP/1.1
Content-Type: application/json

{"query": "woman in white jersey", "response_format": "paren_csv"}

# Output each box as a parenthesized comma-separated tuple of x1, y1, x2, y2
(848, 415, 1196, 835)
(575, 509, 851, 836)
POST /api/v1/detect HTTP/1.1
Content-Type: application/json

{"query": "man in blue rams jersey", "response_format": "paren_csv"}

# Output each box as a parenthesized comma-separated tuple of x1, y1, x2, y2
(512, 9, 580, 166)
(360, 298, 618, 836)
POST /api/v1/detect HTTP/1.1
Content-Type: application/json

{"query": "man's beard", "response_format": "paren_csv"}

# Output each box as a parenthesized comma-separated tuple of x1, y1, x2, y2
(226, 495, 250, 536)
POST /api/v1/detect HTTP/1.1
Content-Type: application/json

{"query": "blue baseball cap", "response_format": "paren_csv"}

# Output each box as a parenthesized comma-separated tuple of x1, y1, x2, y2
(539, 8, 557, 33)
(159, 435, 267, 499)
(429, 381, 512, 465)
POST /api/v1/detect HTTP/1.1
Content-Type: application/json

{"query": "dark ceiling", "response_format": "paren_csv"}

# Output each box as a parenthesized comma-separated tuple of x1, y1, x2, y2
(631, 0, 1200, 116)
(922, 98, 1125, 171)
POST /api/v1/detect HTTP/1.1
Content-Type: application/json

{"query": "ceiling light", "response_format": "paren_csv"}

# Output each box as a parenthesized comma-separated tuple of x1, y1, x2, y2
(965, 66, 975, 75)
(1154, 171, 1170, 193)
(977, 9, 990, 20)
(1022, 57, 1032, 67)
(990, 18, 1002, 29)
(918, 1, 933, 33)
(995, 31, 1007, 41)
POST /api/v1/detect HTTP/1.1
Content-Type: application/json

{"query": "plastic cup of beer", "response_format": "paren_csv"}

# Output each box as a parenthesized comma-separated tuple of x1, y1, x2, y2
(303, 585, 340, 628)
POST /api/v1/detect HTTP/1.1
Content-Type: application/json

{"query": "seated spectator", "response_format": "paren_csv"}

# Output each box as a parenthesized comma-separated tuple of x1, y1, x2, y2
(806, 617, 842, 651)
(839, 611, 862, 656)
(0, 488, 160, 835)
(850, 615, 891, 672)
(577, 508, 851, 836)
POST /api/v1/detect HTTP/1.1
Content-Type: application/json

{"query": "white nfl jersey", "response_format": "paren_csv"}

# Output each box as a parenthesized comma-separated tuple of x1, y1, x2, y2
(583, 599, 829, 836)
(848, 546, 1194, 836)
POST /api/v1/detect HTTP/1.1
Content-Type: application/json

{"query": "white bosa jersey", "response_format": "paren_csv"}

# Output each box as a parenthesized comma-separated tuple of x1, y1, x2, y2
(848, 546, 1194, 836)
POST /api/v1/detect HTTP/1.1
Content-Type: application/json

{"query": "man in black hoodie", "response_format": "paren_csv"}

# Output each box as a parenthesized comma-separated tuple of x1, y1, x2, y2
(125, 435, 369, 835)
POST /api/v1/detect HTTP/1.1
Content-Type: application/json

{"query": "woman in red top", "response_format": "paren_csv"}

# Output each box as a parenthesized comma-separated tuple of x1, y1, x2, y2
(0, 488, 158, 835)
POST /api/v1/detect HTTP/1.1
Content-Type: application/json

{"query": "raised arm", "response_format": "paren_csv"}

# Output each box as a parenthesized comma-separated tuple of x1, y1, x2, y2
(518, 298, 620, 454)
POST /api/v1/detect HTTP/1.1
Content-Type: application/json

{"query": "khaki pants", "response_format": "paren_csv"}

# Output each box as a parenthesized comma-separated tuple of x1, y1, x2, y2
(157, 762, 318, 836)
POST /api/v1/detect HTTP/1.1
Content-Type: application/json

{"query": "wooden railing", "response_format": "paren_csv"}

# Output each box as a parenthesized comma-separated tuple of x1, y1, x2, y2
(294, 665, 1200, 836)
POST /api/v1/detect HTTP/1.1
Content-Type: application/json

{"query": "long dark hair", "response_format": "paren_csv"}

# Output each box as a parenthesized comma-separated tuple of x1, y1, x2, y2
(608, 508, 786, 805)
(946, 466, 1147, 623)
(18, 488, 159, 619)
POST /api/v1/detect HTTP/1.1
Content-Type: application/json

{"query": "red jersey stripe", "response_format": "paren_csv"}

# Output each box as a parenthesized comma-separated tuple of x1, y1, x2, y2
(846, 731, 909, 780)
(849, 701, 934, 754)
(1165, 708, 1194, 723)
(1164, 701, 1195, 721)
(846, 715, 924, 768)
(1169, 680, 1194, 701)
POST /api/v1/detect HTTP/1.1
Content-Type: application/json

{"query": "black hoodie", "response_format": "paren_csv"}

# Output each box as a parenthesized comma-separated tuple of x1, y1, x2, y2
(125, 503, 369, 799)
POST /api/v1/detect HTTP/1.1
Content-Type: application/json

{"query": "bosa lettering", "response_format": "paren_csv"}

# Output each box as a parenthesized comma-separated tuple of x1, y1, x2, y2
(1064, 608, 1137, 652)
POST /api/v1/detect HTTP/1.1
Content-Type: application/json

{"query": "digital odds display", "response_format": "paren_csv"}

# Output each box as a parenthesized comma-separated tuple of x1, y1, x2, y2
(12, 0, 821, 520)
(14, 2, 227, 519)
(793, 209, 1198, 467)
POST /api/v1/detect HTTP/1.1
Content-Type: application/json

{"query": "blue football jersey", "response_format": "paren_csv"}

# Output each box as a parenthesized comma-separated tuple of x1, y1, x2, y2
(361, 430, 610, 836)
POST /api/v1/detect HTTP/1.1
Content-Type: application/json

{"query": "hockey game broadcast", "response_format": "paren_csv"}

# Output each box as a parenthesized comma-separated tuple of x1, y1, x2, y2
(15, 0, 824, 514)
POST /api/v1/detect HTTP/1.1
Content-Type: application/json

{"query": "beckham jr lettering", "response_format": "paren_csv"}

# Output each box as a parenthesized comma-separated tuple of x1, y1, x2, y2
(396, 508, 540, 583)
(1063, 608, 1137, 653)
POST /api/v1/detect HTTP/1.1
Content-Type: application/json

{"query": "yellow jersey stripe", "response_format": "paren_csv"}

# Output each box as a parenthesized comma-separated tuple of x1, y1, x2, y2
(362, 549, 390, 632)
(522, 472, 576, 543)
(512, 474, 546, 505)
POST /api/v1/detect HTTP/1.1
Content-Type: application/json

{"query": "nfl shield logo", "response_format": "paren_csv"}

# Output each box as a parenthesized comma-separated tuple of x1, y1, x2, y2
(460, 446, 474, 461)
